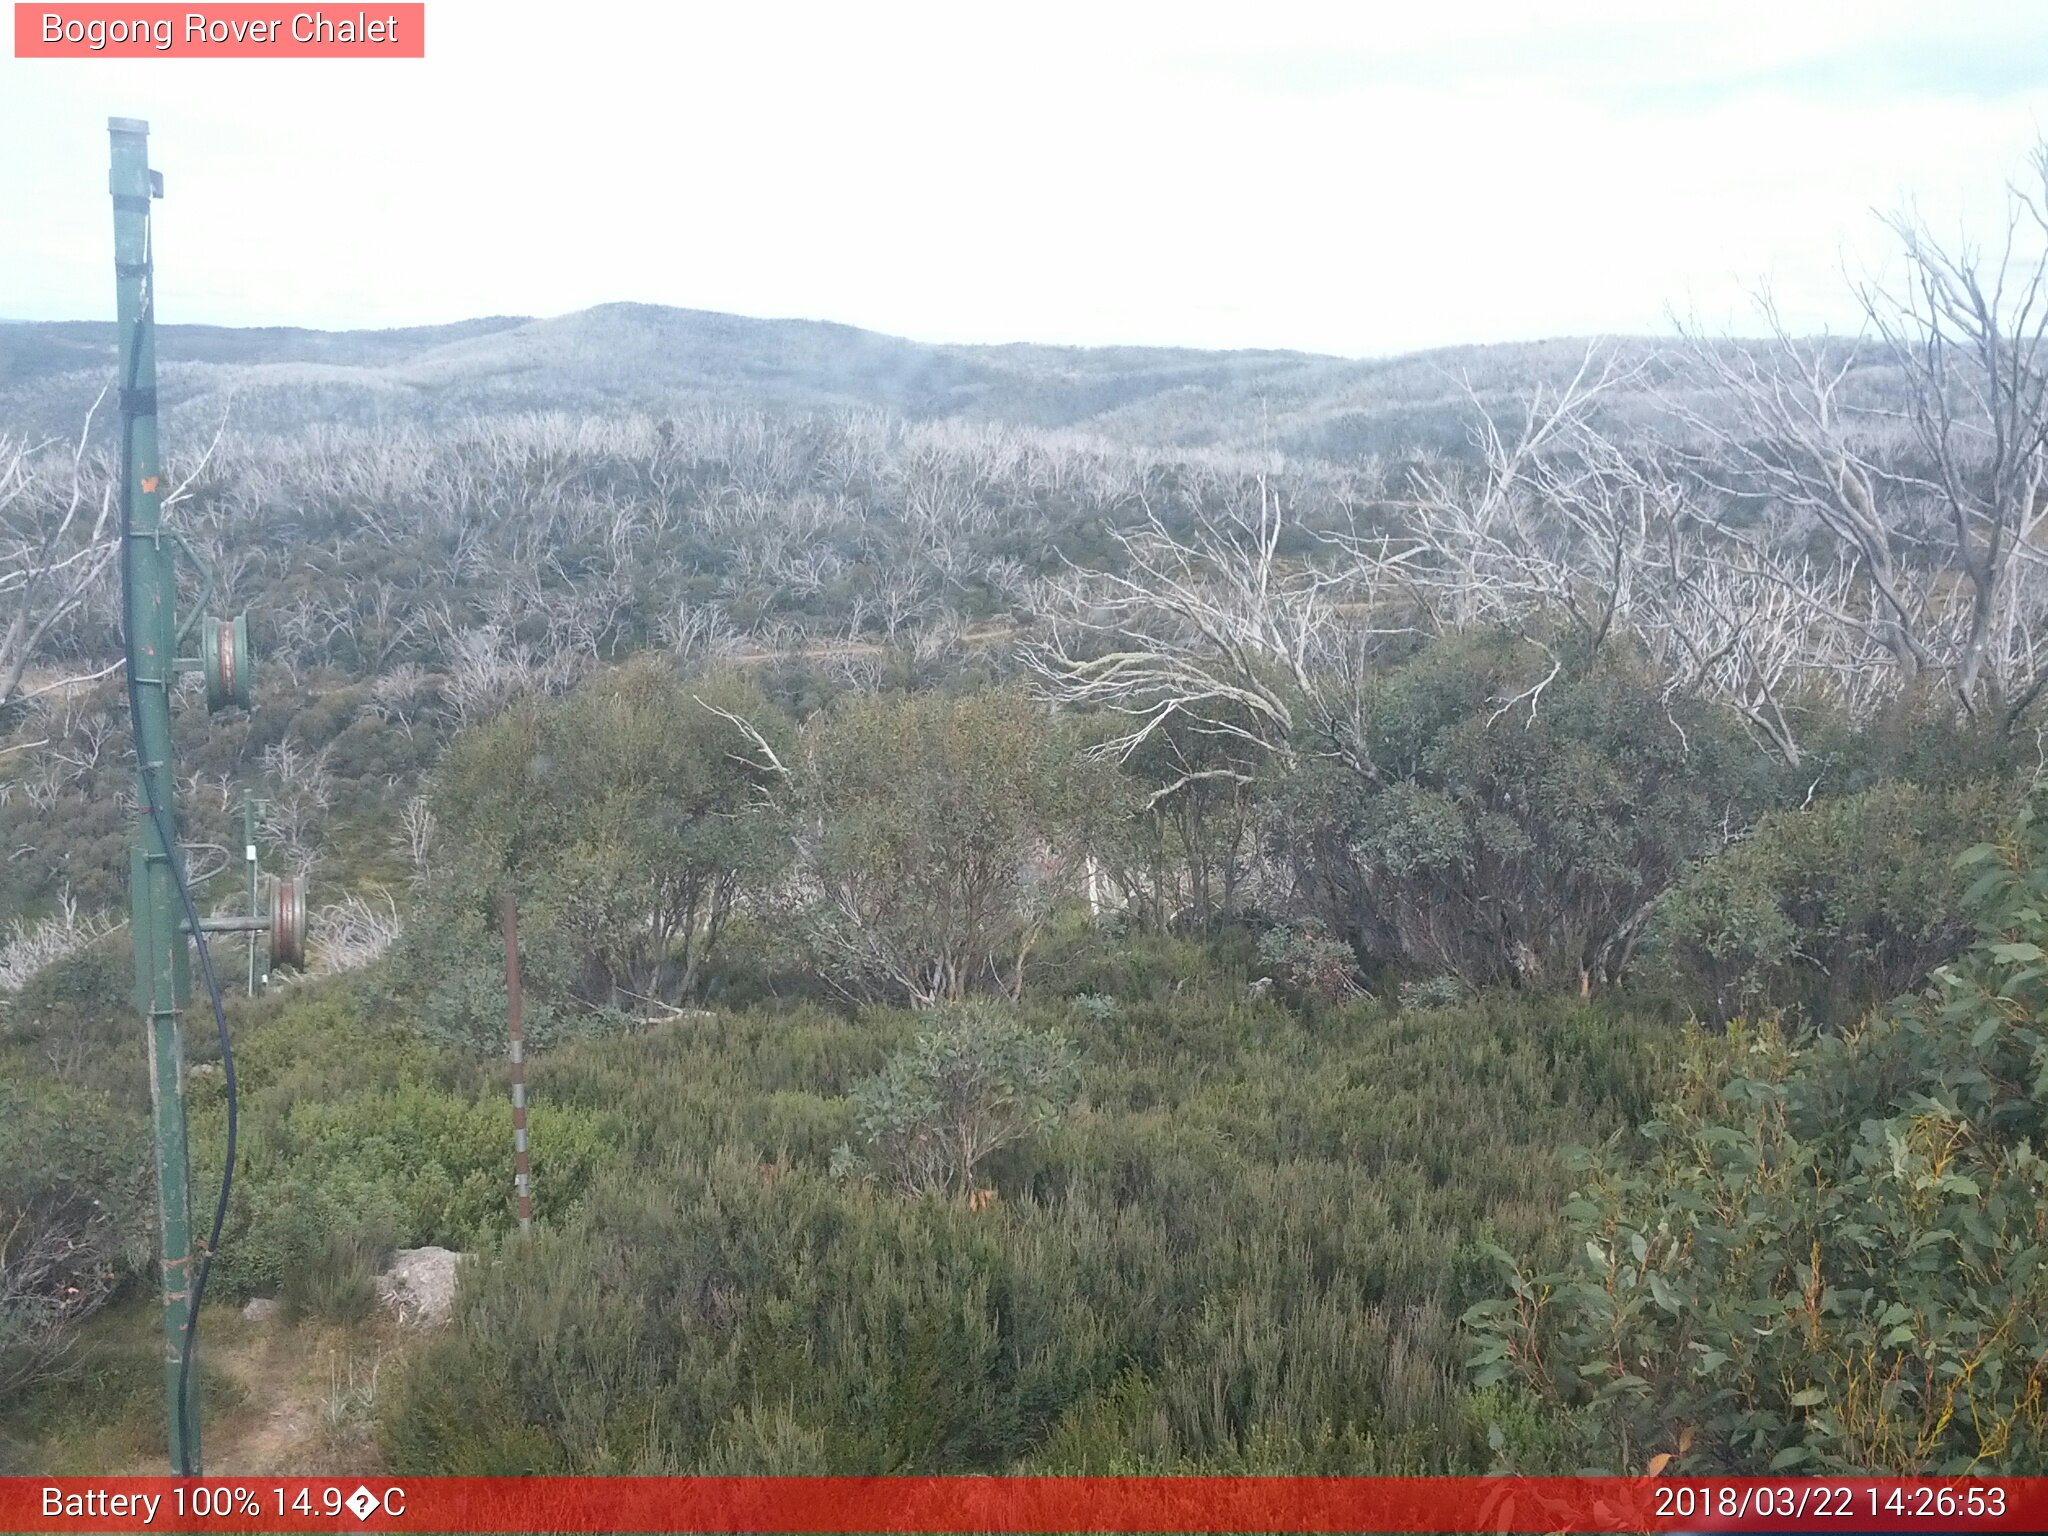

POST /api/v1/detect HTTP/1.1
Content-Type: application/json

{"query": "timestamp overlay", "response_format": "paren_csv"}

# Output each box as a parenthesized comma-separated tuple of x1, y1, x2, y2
(3, 1477, 2047, 1533)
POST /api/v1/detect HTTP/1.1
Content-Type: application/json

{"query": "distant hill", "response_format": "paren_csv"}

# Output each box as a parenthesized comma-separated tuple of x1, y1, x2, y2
(0, 301, 1727, 460)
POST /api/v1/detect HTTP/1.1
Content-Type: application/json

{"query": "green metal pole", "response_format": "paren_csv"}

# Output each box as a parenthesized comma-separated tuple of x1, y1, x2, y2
(110, 115, 200, 1477)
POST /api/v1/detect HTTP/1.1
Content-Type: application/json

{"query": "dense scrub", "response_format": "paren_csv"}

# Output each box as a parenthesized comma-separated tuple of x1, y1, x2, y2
(1, 916, 1663, 1472)
(1268, 633, 1780, 992)
(3, 634, 2030, 1476)
(1647, 778, 2013, 1025)
(180, 988, 622, 1308)
(378, 952, 1661, 1473)
(1472, 795, 2048, 1473)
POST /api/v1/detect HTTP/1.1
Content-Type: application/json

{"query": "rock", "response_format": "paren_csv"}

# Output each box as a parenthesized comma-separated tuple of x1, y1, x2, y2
(377, 1246, 468, 1327)
(241, 1296, 284, 1323)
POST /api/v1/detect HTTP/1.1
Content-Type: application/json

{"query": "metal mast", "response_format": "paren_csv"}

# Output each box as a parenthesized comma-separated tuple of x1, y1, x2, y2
(109, 116, 303, 1475)
(109, 114, 201, 1476)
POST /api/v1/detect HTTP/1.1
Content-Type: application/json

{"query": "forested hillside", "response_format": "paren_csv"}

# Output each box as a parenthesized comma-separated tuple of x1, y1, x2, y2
(0, 303, 1754, 455)
(7, 152, 2048, 1478)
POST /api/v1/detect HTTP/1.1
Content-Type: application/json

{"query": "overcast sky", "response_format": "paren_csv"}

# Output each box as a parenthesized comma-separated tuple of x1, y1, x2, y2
(3, 2, 2045, 355)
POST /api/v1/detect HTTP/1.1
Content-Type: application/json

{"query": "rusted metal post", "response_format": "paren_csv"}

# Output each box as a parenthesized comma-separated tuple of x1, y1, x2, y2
(501, 889, 532, 1235)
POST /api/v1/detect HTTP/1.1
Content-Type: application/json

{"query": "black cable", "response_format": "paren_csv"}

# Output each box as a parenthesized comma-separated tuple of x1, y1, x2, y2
(117, 211, 237, 1478)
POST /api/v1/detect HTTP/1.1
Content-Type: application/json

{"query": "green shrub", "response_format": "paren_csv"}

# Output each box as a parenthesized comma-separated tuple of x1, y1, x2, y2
(795, 688, 1123, 1003)
(0, 1297, 171, 1473)
(835, 1002, 1079, 1198)
(182, 983, 617, 1300)
(1647, 779, 2010, 1026)
(1255, 925, 1363, 1003)
(1468, 792, 2048, 1474)
(1067, 993, 1120, 1025)
(282, 1221, 396, 1324)
(1269, 633, 1772, 991)
(0, 935, 142, 1108)
(1397, 974, 1468, 1011)
(0, 1079, 148, 1400)
(418, 661, 792, 1017)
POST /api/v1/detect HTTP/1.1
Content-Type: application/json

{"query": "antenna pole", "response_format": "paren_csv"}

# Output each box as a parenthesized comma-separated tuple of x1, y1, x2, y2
(502, 889, 533, 1236)
(110, 114, 200, 1476)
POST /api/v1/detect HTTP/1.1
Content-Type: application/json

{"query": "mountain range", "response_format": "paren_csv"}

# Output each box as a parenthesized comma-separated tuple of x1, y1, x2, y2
(0, 301, 1673, 460)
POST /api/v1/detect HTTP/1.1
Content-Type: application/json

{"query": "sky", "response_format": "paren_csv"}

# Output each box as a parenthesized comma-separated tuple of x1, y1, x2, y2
(2, 1, 2045, 356)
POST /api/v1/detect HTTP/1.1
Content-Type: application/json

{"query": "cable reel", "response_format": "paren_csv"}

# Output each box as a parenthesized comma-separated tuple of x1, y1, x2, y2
(267, 872, 307, 972)
(203, 613, 253, 712)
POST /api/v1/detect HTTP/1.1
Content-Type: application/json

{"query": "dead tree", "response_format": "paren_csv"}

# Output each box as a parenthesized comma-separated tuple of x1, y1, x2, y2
(1401, 345, 1637, 639)
(1024, 474, 1419, 783)
(1667, 147, 2048, 727)
(0, 408, 118, 713)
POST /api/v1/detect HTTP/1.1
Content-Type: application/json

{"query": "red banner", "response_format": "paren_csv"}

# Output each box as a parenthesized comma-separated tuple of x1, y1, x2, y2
(12, 5, 424, 58)
(3, 1476, 2045, 1533)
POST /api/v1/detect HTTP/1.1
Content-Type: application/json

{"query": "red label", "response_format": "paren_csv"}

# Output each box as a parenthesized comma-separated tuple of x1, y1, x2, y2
(13, 4, 424, 56)
(1, 1477, 2045, 1533)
